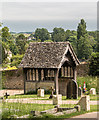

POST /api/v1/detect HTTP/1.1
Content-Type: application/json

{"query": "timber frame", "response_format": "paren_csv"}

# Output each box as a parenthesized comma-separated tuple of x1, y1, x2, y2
(19, 42, 80, 98)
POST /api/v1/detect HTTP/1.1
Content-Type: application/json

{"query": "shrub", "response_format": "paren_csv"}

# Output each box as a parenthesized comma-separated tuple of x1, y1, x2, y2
(77, 76, 98, 93)
(89, 52, 99, 76)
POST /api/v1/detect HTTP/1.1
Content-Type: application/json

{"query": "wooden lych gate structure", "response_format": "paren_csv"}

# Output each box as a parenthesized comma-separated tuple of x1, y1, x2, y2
(19, 42, 80, 99)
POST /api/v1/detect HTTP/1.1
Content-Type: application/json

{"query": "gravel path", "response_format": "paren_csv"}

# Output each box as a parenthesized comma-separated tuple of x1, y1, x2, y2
(72, 112, 99, 118)
(4, 98, 99, 105)
(1, 90, 98, 105)
(0, 89, 24, 96)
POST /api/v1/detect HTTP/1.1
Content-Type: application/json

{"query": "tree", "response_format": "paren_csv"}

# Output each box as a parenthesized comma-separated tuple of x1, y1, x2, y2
(2, 27, 10, 42)
(89, 52, 99, 76)
(8, 40, 19, 55)
(77, 19, 87, 57)
(77, 19, 87, 40)
(97, 31, 99, 52)
(1, 41, 9, 63)
(77, 35, 93, 60)
(16, 34, 26, 54)
(35, 28, 50, 42)
(52, 27, 66, 42)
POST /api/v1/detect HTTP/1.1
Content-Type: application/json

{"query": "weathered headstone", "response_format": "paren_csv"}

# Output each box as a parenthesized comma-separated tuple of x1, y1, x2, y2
(37, 89, 44, 97)
(90, 88, 96, 95)
(78, 87, 82, 97)
(53, 94, 62, 105)
(77, 95, 90, 111)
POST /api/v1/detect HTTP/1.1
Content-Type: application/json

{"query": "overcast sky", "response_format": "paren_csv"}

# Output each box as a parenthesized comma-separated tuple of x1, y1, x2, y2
(0, 1, 97, 32)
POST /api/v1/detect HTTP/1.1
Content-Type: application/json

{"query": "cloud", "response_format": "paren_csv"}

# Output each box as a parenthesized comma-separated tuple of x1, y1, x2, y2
(2, 2, 97, 21)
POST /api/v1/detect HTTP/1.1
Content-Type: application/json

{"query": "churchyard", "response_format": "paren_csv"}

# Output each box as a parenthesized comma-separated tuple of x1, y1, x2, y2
(1, 42, 98, 119)
(1, 91, 99, 119)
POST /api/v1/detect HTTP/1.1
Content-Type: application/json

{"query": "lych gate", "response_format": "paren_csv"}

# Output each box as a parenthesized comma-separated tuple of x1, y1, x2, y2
(19, 42, 80, 99)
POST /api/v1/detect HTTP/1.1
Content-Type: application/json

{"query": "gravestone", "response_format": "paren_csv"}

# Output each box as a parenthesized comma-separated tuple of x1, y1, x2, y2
(90, 88, 96, 95)
(53, 94, 62, 105)
(37, 89, 44, 97)
(78, 87, 82, 97)
(77, 95, 90, 111)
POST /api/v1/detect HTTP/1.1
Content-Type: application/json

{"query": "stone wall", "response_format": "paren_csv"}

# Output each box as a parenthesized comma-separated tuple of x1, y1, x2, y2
(2, 69, 24, 89)
(2, 63, 89, 90)
(77, 63, 89, 77)
(25, 81, 54, 93)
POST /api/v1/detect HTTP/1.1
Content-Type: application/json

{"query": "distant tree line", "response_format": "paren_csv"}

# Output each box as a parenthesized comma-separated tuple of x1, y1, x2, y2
(0, 19, 99, 76)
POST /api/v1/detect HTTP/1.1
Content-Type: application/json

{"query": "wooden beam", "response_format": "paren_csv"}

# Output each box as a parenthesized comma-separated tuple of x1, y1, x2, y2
(73, 67, 77, 81)
(54, 69, 59, 95)
(23, 68, 27, 94)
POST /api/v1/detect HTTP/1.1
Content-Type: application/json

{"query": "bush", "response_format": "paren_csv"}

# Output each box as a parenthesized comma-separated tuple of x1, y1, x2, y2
(89, 52, 99, 76)
(11, 54, 24, 67)
(77, 76, 98, 93)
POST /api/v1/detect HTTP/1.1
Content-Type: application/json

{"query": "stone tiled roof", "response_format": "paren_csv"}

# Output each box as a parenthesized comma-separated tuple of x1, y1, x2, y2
(19, 42, 80, 68)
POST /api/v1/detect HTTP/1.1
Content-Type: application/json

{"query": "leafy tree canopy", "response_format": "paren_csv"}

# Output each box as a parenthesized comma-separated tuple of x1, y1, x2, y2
(77, 19, 87, 40)
(2, 27, 11, 42)
(89, 52, 99, 76)
(52, 27, 66, 42)
(35, 28, 50, 42)
(16, 34, 27, 54)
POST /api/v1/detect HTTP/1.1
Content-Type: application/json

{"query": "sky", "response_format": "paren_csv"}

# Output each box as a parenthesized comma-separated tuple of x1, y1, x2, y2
(0, 0, 97, 32)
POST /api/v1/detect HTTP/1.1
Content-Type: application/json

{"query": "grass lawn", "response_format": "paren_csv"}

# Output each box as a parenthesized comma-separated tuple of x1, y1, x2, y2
(8, 94, 99, 101)
(2, 101, 99, 119)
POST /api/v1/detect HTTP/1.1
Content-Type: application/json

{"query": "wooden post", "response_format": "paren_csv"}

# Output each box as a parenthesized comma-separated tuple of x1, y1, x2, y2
(54, 69, 59, 95)
(73, 67, 77, 81)
(23, 68, 27, 94)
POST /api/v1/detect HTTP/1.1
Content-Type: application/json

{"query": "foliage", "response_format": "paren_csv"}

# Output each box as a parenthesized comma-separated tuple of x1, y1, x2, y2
(11, 54, 24, 67)
(77, 35, 93, 60)
(5, 66, 17, 70)
(8, 40, 19, 55)
(35, 28, 50, 42)
(77, 19, 87, 40)
(16, 34, 27, 54)
(2, 26, 11, 42)
(52, 27, 66, 42)
(77, 76, 98, 93)
(44, 40, 53, 42)
(89, 52, 99, 76)
(97, 31, 99, 52)
(1, 41, 10, 63)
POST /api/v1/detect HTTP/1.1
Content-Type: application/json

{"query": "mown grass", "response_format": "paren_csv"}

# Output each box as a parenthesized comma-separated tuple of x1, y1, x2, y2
(2, 100, 99, 119)
(8, 94, 98, 101)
